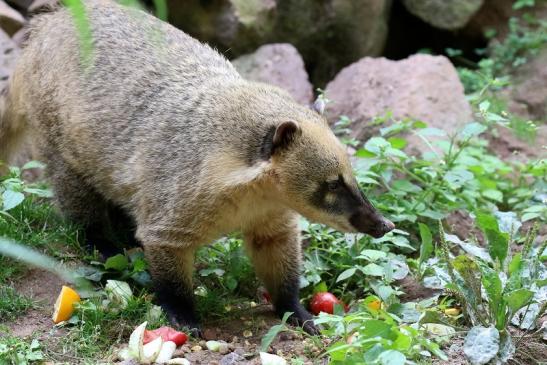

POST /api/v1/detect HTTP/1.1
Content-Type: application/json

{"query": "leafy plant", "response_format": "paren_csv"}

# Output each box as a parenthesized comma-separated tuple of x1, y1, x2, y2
(437, 218, 545, 364)
(0, 162, 51, 217)
(0, 337, 43, 365)
(78, 250, 152, 287)
(314, 299, 447, 364)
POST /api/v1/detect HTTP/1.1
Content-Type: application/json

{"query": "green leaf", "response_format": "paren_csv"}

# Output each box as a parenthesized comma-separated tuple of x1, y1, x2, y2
(23, 188, 54, 198)
(359, 249, 387, 262)
(508, 253, 522, 277)
(21, 160, 46, 170)
(460, 123, 487, 139)
(418, 209, 446, 220)
(392, 180, 422, 193)
(392, 332, 412, 351)
(104, 254, 129, 271)
(360, 263, 384, 277)
(2, 190, 25, 211)
(482, 189, 503, 202)
(504, 288, 534, 313)
(418, 223, 433, 264)
(478, 262, 504, 327)
(354, 149, 376, 158)
(313, 281, 328, 294)
(476, 212, 509, 265)
(260, 311, 292, 352)
(336, 267, 357, 282)
(364, 137, 391, 155)
(453, 255, 482, 308)
(362, 319, 395, 340)
(378, 350, 406, 365)
(388, 137, 407, 150)
(463, 326, 499, 365)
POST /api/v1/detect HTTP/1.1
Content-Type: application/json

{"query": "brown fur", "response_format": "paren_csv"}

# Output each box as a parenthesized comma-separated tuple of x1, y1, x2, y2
(0, 0, 393, 333)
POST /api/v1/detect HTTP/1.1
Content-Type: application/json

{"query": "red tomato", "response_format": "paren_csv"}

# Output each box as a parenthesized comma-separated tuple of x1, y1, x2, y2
(143, 326, 188, 346)
(309, 292, 348, 315)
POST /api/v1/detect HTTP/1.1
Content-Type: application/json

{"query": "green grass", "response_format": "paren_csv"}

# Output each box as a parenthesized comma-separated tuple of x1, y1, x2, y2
(0, 285, 34, 322)
(0, 198, 81, 291)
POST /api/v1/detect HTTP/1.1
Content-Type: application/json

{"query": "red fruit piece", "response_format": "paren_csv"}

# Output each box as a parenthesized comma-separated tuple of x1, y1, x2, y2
(143, 326, 188, 346)
(310, 292, 348, 315)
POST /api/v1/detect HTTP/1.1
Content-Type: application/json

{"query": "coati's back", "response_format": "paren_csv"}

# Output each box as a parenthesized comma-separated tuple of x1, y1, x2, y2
(9, 0, 259, 204)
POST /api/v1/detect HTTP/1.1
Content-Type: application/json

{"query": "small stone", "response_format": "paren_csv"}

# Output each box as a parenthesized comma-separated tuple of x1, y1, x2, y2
(220, 352, 245, 365)
(249, 301, 257, 308)
(191, 345, 202, 352)
(173, 347, 187, 357)
(242, 330, 252, 338)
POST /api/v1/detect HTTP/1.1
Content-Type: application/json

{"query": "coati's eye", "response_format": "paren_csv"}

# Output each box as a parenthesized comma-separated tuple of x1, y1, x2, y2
(327, 180, 340, 191)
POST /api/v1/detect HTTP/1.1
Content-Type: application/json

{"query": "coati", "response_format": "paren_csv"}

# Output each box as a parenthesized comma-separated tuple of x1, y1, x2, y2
(0, 0, 395, 334)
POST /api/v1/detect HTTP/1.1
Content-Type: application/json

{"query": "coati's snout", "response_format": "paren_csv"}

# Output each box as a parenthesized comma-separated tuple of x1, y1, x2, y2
(349, 198, 395, 238)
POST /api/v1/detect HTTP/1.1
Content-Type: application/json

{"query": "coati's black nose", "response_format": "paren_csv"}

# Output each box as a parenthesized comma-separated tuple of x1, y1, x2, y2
(381, 219, 395, 233)
(350, 212, 395, 238)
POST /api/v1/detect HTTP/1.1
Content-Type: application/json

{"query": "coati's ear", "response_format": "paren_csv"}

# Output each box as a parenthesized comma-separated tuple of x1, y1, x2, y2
(273, 121, 300, 149)
(262, 121, 300, 159)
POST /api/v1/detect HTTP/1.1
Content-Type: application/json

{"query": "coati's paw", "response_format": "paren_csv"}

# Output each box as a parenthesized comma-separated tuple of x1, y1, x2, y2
(283, 307, 320, 336)
(162, 305, 202, 338)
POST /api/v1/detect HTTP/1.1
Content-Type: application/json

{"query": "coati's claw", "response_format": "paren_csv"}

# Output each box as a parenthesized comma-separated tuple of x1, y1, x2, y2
(283, 307, 320, 336)
(163, 306, 202, 337)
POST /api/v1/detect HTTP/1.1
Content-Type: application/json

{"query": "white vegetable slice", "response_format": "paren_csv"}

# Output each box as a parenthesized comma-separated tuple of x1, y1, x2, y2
(128, 321, 147, 360)
(166, 358, 191, 365)
(118, 347, 132, 361)
(142, 336, 163, 364)
(155, 341, 177, 363)
(260, 352, 287, 365)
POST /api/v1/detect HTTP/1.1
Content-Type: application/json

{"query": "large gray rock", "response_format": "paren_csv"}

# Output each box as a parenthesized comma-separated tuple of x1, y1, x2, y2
(232, 43, 313, 105)
(0, 0, 24, 36)
(511, 47, 547, 122)
(325, 54, 472, 151)
(166, 0, 391, 84)
(403, 0, 484, 30)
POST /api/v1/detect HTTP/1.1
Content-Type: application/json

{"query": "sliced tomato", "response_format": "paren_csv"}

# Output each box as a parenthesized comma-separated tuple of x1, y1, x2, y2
(143, 326, 188, 346)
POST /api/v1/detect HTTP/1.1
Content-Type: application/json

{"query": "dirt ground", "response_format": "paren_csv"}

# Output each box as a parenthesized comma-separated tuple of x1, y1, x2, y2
(3, 266, 546, 364)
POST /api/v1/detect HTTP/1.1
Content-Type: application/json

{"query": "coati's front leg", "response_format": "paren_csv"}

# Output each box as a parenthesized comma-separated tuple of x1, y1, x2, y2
(244, 215, 319, 335)
(144, 243, 200, 335)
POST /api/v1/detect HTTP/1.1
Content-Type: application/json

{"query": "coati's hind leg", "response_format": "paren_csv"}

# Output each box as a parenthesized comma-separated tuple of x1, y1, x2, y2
(143, 242, 201, 335)
(46, 155, 128, 257)
(244, 213, 319, 335)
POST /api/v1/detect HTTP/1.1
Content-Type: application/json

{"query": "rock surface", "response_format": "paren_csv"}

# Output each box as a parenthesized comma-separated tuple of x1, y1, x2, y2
(510, 47, 547, 122)
(0, 0, 25, 36)
(232, 43, 313, 105)
(464, 0, 547, 40)
(166, 0, 391, 84)
(325, 54, 472, 150)
(403, 0, 484, 30)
